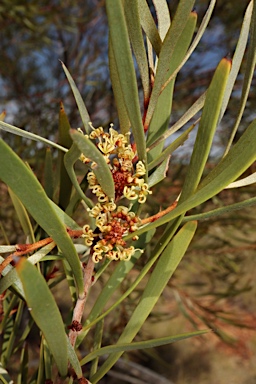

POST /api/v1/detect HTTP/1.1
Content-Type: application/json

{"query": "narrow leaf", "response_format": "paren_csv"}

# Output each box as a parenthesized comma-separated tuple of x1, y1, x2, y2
(106, 0, 147, 164)
(8, 188, 35, 242)
(179, 57, 231, 202)
(124, 0, 150, 100)
(81, 329, 209, 366)
(0, 139, 84, 294)
(44, 148, 54, 199)
(16, 258, 68, 376)
(148, 156, 170, 188)
(70, 130, 115, 200)
(219, 1, 253, 122)
(61, 62, 90, 134)
(138, 0, 162, 56)
(224, 0, 256, 155)
(128, 117, 256, 238)
(152, 0, 171, 40)
(109, 40, 130, 136)
(91, 221, 197, 382)
(148, 123, 196, 171)
(66, 337, 83, 378)
(0, 121, 67, 152)
(58, 102, 73, 210)
(144, 0, 195, 129)
(64, 143, 93, 208)
(225, 172, 256, 189)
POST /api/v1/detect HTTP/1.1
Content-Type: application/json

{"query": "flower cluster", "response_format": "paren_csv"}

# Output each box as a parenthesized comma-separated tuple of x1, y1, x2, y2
(81, 123, 151, 263)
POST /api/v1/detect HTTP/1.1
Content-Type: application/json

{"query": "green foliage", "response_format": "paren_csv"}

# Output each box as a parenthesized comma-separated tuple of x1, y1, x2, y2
(0, 1, 256, 383)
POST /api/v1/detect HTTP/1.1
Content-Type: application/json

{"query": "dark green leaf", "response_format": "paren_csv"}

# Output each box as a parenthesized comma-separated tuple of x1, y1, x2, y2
(16, 258, 68, 376)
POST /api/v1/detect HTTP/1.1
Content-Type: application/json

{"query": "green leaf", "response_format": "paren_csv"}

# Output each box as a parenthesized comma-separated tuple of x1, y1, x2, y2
(58, 102, 73, 210)
(219, 1, 253, 122)
(44, 148, 54, 200)
(0, 139, 84, 294)
(8, 188, 35, 242)
(148, 156, 169, 188)
(69, 130, 115, 200)
(138, 0, 162, 56)
(160, 0, 216, 93)
(183, 195, 256, 223)
(90, 221, 197, 382)
(16, 258, 68, 376)
(64, 143, 93, 208)
(0, 120, 67, 153)
(128, 117, 256, 238)
(81, 329, 209, 366)
(66, 337, 83, 378)
(147, 11, 197, 150)
(109, 40, 130, 136)
(61, 61, 90, 134)
(224, 0, 256, 154)
(148, 123, 195, 171)
(148, 92, 205, 152)
(124, 0, 150, 100)
(106, 0, 146, 164)
(144, 0, 195, 129)
(179, 57, 231, 202)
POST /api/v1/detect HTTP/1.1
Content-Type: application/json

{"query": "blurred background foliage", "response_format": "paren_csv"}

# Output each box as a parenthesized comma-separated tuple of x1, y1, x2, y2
(0, 0, 253, 160)
(1, 0, 256, 383)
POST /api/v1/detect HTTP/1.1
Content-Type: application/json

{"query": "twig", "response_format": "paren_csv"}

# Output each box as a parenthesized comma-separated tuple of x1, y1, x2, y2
(0, 228, 84, 275)
(140, 200, 178, 225)
(68, 256, 95, 347)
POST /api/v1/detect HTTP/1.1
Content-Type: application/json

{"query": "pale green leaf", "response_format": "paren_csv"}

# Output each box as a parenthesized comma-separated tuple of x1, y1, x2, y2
(225, 172, 256, 189)
(138, 0, 162, 56)
(0, 121, 67, 152)
(61, 61, 90, 134)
